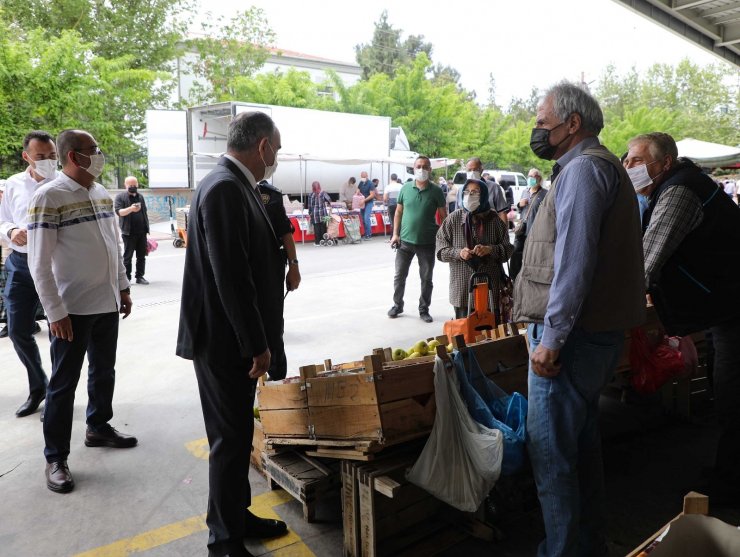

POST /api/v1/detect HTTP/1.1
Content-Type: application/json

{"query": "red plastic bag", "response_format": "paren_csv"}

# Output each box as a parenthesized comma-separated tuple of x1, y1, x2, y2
(628, 328, 686, 394)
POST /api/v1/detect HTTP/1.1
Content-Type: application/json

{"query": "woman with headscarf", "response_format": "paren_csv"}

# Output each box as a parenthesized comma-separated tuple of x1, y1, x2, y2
(306, 181, 332, 245)
(436, 178, 513, 318)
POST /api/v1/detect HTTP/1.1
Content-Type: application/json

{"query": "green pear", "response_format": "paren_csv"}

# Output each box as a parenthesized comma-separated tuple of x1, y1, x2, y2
(392, 348, 407, 361)
(413, 340, 429, 356)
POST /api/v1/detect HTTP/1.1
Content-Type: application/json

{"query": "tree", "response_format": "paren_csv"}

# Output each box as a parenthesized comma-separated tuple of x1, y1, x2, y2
(0, 23, 165, 178)
(230, 68, 337, 111)
(185, 8, 275, 104)
(355, 10, 433, 79)
(0, 0, 192, 70)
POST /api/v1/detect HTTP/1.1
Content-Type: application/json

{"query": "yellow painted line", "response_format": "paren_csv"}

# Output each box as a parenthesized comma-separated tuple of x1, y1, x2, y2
(184, 437, 209, 460)
(73, 490, 315, 557)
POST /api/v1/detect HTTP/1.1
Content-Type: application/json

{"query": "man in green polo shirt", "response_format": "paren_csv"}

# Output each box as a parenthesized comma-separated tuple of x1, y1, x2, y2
(388, 156, 447, 322)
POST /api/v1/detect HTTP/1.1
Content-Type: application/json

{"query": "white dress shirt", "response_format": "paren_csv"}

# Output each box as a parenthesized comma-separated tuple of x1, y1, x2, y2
(0, 168, 57, 253)
(27, 172, 129, 323)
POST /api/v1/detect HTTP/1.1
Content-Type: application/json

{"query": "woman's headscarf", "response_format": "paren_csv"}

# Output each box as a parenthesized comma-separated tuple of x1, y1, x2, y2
(311, 181, 322, 194)
(462, 179, 491, 214)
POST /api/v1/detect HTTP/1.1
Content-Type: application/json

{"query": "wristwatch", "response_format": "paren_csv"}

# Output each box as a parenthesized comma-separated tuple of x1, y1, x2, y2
(120, 287, 131, 294)
(289, 259, 299, 265)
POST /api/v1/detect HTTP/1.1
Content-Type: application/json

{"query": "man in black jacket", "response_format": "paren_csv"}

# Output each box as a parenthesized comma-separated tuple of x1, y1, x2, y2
(625, 132, 740, 507)
(177, 112, 288, 557)
(114, 176, 150, 284)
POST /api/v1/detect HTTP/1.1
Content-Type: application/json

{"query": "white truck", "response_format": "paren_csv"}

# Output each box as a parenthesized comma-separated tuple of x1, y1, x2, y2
(145, 102, 422, 199)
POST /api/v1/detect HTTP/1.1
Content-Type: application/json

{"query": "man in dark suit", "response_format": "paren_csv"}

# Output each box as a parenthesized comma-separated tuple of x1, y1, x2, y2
(177, 111, 288, 557)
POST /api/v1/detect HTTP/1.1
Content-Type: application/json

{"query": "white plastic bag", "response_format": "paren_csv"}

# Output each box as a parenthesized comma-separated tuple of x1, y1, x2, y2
(407, 356, 503, 512)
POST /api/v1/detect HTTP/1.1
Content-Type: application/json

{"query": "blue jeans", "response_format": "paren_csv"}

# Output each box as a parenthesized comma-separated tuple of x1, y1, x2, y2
(44, 312, 119, 463)
(4, 251, 48, 395)
(362, 205, 373, 238)
(527, 323, 623, 557)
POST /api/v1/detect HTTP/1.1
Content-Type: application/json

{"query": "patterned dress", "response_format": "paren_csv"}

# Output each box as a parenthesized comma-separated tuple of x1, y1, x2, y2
(435, 209, 513, 312)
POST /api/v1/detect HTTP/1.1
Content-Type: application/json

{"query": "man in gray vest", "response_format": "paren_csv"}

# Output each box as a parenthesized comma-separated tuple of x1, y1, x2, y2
(514, 82, 645, 557)
(625, 132, 740, 508)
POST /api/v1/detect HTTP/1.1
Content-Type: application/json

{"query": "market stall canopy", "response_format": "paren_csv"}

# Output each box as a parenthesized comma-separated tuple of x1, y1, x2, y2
(676, 138, 740, 167)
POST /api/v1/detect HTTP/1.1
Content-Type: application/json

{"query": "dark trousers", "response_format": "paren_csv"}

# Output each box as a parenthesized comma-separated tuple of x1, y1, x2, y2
(194, 352, 257, 555)
(122, 233, 147, 280)
(44, 312, 119, 463)
(510, 236, 526, 281)
(388, 204, 397, 236)
(709, 318, 740, 495)
(4, 251, 47, 395)
(313, 221, 326, 245)
(454, 306, 468, 319)
(393, 241, 435, 314)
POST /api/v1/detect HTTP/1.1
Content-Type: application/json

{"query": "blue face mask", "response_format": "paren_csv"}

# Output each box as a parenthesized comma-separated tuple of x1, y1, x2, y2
(527, 177, 537, 187)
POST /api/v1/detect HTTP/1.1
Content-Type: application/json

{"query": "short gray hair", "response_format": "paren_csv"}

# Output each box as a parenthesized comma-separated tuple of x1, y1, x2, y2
(545, 81, 604, 135)
(628, 132, 678, 162)
(528, 167, 542, 179)
(227, 111, 276, 153)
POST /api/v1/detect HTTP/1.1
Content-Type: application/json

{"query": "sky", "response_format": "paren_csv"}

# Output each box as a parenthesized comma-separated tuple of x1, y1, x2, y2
(197, 0, 732, 106)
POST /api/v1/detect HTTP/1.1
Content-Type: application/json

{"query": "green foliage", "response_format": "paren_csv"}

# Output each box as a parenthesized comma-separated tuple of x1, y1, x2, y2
(0, 0, 192, 70)
(355, 10, 433, 80)
(185, 8, 275, 105)
(0, 21, 164, 177)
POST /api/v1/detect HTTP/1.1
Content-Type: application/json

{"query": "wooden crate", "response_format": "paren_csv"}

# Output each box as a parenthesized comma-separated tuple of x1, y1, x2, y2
(342, 455, 467, 557)
(262, 450, 342, 522)
(305, 354, 436, 444)
(251, 418, 266, 474)
(257, 365, 314, 438)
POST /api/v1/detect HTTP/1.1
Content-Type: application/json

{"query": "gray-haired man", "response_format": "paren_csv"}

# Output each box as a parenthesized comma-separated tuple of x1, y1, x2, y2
(514, 82, 645, 557)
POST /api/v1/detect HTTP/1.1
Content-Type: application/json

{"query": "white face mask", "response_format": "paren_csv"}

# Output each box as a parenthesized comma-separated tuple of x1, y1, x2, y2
(414, 168, 429, 182)
(467, 170, 481, 181)
(261, 140, 278, 181)
(463, 193, 480, 212)
(32, 159, 58, 179)
(626, 163, 654, 191)
(77, 152, 105, 179)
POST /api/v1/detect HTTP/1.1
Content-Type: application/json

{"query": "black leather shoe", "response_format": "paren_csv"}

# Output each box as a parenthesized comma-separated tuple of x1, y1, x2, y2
(85, 426, 138, 448)
(33, 322, 42, 334)
(420, 312, 433, 323)
(46, 461, 74, 493)
(16, 392, 45, 417)
(135, 277, 149, 285)
(0, 325, 8, 338)
(387, 305, 403, 318)
(244, 510, 287, 538)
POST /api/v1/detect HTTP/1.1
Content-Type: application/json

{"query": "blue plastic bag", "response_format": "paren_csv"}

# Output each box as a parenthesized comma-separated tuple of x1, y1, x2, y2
(453, 349, 527, 475)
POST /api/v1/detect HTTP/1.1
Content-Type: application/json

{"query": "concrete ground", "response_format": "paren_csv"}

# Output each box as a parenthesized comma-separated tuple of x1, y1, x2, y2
(0, 225, 454, 557)
(2, 223, 739, 556)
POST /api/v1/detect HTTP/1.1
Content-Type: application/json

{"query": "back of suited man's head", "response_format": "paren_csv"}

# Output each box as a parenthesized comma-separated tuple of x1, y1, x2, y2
(227, 112, 276, 153)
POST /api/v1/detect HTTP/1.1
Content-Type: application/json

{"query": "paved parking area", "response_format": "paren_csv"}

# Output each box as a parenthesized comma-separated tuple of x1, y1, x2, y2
(0, 229, 451, 556)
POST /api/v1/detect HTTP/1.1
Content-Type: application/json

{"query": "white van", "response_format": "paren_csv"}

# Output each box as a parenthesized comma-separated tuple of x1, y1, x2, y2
(451, 169, 529, 208)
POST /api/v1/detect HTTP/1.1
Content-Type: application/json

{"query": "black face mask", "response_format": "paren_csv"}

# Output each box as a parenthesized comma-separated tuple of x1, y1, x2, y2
(530, 121, 569, 160)
(128, 186, 138, 194)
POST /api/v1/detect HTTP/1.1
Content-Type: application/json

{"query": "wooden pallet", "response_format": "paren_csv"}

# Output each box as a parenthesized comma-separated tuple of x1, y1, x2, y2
(342, 454, 467, 557)
(261, 450, 342, 522)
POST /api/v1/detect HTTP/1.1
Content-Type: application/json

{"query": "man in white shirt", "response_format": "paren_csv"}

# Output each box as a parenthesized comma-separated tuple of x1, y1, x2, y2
(0, 131, 58, 418)
(27, 129, 137, 494)
(383, 173, 403, 236)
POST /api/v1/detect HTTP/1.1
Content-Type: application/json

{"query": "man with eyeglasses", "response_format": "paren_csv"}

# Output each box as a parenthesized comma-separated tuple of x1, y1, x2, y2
(0, 130, 58, 418)
(27, 129, 136, 494)
(387, 156, 447, 323)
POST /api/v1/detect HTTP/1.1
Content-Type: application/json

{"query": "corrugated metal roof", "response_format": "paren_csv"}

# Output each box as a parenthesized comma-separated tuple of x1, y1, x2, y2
(612, 0, 740, 67)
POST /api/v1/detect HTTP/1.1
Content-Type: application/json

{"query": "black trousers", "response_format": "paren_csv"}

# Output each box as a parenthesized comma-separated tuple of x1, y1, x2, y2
(194, 352, 257, 556)
(709, 318, 740, 496)
(313, 221, 327, 245)
(509, 236, 526, 281)
(122, 233, 147, 280)
(388, 204, 397, 236)
(44, 312, 118, 463)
